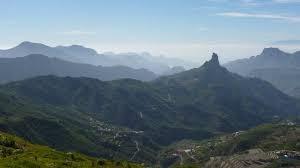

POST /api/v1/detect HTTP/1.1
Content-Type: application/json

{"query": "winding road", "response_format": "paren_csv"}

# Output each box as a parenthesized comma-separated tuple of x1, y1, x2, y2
(130, 140, 140, 161)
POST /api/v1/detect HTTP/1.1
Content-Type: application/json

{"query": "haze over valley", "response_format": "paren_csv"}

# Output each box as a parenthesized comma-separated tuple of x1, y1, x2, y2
(1, 1, 300, 168)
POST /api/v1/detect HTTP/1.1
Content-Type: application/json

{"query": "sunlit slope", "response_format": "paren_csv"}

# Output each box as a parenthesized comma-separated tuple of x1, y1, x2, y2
(0, 131, 143, 168)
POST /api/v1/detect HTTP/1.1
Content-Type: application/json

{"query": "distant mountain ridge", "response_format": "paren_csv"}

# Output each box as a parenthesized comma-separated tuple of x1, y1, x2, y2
(224, 48, 300, 75)
(224, 48, 300, 97)
(153, 53, 299, 130)
(0, 54, 157, 83)
(0, 41, 198, 74)
(0, 53, 298, 163)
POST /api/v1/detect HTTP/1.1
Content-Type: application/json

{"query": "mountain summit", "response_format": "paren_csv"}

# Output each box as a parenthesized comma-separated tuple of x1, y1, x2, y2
(17, 41, 47, 48)
(260, 47, 287, 57)
(154, 53, 298, 131)
(202, 53, 220, 68)
(224, 48, 300, 97)
(224, 48, 299, 76)
(211, 53, 220, 65)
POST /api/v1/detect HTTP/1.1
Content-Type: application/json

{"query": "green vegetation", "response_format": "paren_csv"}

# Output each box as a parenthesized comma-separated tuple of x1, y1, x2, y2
(160, 124, 300, 167)
(205, 124, 300, 156)
(0, 77, 164, 163)
(0, 54, 299, 165)
(0, 132, 143, 168)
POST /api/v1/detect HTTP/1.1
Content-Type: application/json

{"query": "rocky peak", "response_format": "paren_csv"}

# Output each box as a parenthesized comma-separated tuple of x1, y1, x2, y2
(261, 48, 286, 57)
(211, 53, 220, 65)
(203, 53, 220, 68)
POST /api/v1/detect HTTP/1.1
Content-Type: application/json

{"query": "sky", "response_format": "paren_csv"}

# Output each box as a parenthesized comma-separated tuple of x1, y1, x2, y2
(1, 0, 300, 63)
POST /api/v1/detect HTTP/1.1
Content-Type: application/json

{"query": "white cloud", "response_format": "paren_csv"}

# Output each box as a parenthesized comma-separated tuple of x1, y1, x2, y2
(217, 12, 300, 22)
(240, 0, 262, 6)
(207, 0, 228, 2)
(208, 0, 300, 5)
(207, 0, 262, 5)
(59, 30, 96, 36)
(273, 0, 300, 3)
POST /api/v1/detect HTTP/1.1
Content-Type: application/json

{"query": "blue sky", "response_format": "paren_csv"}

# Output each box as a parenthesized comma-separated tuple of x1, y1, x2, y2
(1, 0, 300, 63)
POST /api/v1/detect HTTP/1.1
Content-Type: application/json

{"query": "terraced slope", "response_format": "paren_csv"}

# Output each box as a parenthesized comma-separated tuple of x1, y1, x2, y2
(160, 124, 300, 168)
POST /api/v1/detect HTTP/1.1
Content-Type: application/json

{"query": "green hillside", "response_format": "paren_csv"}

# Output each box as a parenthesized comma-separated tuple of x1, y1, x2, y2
(0, 53, 298, 165)
(0, 92, 160, 164)
(160, 123, 300, 167)
(153, 53, 299, 132)
(0, 131, 143, 168)
(0, 76, 170, 163)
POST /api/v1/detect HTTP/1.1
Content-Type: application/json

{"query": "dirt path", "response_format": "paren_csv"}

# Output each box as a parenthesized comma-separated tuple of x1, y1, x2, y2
(130, 140, 140, 161)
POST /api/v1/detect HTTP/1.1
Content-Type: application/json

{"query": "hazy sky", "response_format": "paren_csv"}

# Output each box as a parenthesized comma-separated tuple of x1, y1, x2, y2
(1, 0, 300, 63)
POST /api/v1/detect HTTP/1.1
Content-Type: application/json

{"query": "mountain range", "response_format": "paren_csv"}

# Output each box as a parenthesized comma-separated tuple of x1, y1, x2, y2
(0, 41, 197, 74)
(0, 53, 298, 165)
(224, 48, 300, 97)
(0, 54, 157, 83)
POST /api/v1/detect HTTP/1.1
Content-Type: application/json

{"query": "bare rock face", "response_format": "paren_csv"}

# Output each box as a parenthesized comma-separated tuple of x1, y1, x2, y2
(211, 53, 220, 65)
(202, 53, 220, 69)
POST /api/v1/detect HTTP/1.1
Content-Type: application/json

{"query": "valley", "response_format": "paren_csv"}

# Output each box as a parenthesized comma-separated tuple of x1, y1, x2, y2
(2, 1, 300, 167)
(0, 53, 299, 167)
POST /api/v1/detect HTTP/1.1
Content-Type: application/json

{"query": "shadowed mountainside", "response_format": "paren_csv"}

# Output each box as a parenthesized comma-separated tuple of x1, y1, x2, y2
(0, 53, 298, 164)
(224, 48, 300, 97)
(0, 41, 198, 74)
(0, 54, 157, 83)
